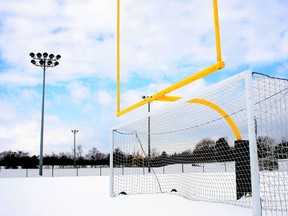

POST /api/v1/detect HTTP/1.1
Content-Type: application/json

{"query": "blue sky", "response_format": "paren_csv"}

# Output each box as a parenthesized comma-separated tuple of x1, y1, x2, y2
(0, 0, 288, 155)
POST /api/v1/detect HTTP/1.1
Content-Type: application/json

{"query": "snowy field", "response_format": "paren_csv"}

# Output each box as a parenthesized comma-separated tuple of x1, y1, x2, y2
(0, 176, 253, 216)
(1, 161, 287, 216)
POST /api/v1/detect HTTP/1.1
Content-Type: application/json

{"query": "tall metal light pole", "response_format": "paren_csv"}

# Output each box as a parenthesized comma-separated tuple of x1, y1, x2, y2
(142, 96, 151, 173)
(29, 52, 61, 176)
(71, 130, 79, 168)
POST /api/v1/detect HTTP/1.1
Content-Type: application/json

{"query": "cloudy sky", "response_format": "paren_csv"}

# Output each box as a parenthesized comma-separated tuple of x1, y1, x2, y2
(0, 0, 287, 156)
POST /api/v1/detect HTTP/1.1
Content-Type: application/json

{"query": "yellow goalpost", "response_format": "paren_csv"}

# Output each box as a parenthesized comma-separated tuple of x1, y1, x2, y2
(116, 0, 225, 117)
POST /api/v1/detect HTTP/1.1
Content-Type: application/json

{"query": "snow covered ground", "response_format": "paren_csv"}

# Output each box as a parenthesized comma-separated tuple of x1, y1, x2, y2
(0, 176, 253, 216)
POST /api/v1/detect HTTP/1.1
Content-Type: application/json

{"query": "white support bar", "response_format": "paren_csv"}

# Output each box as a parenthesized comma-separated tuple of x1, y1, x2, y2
(110, 129, 115, 197)
(245, 70, 261, 216)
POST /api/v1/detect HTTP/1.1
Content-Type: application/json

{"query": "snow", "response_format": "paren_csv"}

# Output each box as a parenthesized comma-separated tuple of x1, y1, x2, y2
(0, 176, 253, 216)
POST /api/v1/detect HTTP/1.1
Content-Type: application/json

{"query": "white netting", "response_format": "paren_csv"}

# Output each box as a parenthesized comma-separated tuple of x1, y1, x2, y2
(111, 71, 288, 215)
(253, 72, 288, 214)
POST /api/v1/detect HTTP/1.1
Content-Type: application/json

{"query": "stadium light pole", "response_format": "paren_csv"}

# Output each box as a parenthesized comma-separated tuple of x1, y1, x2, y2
(142, 96, 151, 173)
(71, 130, 79, 168)
(29, 52, 61, 176)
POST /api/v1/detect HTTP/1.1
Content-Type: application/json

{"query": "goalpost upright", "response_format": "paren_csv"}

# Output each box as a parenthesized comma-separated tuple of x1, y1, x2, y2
(116, 0, 225, 117)
(245, 71, 261, 216)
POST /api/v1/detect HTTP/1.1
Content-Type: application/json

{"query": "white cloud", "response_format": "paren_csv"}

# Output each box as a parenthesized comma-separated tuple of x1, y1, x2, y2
(0, 69, 40, 86)
(66, 81, 91, 104)
(1, 0, 287, 86)
(120, 0, 216, 79)
(0, 0, 116, 87)
(0, 101, 17, 121)
(220, 0, 288, 68)
(96, 90, 113, 106)
(0, 118, 40, 154)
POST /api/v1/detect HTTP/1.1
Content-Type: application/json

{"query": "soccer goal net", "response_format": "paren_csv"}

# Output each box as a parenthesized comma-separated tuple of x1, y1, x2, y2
(110, 70, 288, 216)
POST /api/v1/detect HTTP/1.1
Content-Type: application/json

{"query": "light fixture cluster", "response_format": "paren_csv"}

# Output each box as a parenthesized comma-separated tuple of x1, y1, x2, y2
(29, 51, 61, 176)
(30, 52, 61, 67)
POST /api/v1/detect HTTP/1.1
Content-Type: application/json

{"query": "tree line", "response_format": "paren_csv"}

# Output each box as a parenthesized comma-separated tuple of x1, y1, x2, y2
(0, 146, 109, 169)
(113, 136, 288, 168)
(1, 135, 287, 169)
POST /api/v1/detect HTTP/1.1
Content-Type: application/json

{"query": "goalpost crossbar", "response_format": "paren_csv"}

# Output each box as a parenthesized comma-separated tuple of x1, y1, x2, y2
(116, 0, 225, 117)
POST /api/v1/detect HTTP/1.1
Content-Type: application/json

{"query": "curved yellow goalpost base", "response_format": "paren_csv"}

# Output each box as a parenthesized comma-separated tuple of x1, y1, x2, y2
(155, 95, 242, 140)
(188, 98, 242, 140)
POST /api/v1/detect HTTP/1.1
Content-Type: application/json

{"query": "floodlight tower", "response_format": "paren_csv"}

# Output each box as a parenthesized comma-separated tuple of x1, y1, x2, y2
(29, 52, 61, 176)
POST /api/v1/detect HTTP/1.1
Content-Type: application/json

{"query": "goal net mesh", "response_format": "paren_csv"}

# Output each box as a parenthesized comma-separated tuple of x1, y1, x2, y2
(111, 71, 288, 215)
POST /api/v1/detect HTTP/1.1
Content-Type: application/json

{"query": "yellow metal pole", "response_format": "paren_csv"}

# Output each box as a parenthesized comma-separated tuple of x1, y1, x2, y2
(116, 0, 225, 117)
(156, 95, 182, 102)
(116, 62, 224, 116)
(117, 0, 121, 113)
(213, 0, 222, 62)
(188, 98, 242, 140)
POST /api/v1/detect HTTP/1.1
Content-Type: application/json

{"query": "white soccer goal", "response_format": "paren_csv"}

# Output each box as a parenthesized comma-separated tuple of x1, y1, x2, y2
(110, 70, 288, 216)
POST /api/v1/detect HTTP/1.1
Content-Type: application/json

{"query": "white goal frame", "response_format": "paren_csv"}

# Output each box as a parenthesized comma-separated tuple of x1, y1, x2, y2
(111, 70, 288, 216)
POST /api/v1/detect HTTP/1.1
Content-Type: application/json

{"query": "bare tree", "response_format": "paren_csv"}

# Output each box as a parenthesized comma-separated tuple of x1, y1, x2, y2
(86, 147, 106, 167)
(257, 135, 275, 158)
(151, 148, 160, 159)
(192, 138, 216, 163)
(77, 145, 83, 158)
